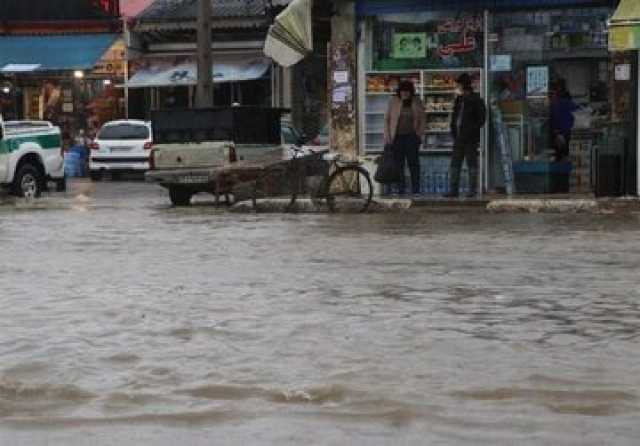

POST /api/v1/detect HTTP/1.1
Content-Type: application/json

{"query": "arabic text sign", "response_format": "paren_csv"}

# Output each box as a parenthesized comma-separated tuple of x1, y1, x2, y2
(436, 17, 482, 59)
(527, 66, 549, 97)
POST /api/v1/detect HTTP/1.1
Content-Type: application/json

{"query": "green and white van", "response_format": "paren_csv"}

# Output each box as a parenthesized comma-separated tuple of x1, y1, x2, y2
(0, 116, 65, 198)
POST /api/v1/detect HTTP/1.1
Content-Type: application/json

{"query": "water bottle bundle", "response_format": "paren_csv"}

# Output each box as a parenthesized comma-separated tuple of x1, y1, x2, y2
(383, 158, 470, 196)
(421, 171, 469, 195)
(420, 159, 470, 195)
(63, 146, 88, 178)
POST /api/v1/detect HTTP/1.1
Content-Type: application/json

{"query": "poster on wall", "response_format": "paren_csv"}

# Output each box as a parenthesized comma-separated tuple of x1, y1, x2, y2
(526, 65, 549, 97)
(393, 33, 427, 59)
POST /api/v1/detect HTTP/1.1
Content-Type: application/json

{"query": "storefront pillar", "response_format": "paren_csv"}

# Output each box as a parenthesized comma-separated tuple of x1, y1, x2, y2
(608, 0, 640, 196)
(329, 1, 358, 160)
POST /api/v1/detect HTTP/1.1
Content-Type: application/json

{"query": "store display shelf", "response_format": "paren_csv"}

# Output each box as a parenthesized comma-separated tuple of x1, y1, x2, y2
(424, 90, 457, 94)
(366, 130, 384, 134)
(426, 130, 450, 134)
(426, 110, 453, 114)
(424, 86, 457, 90)
(367, 90, 424, 95)
(365, 111, 385, 115)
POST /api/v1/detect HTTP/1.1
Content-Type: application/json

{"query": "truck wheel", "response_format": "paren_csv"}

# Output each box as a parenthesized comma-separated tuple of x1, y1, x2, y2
(169, 187, 192, 206)
(13, 164, 43, 199)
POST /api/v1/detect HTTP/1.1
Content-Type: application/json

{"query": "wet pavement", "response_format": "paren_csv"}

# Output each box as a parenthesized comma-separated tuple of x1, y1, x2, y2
(1, 181, 639, 445)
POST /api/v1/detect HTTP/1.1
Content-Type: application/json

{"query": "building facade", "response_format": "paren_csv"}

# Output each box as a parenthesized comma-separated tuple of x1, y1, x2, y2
(126, 0, 289, 118)
(0, 0, 126, 142)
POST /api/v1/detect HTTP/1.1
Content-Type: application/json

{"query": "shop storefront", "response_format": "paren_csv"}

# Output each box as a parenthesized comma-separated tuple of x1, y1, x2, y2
(356, 0, 634, 196)
(0, 34, 125, 143)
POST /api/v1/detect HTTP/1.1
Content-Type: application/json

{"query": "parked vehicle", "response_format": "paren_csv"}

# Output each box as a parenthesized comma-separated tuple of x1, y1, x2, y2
(145, 107, 289, 206)
(89, 120, 153, 179)
(0, 116, 65, 198)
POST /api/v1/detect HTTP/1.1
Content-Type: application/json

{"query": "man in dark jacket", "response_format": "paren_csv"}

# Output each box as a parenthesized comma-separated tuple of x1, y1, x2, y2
(445, 73, 486, 198)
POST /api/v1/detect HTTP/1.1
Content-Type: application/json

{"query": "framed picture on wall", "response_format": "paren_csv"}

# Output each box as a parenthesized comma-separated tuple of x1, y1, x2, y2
(393, 33, 427, 59)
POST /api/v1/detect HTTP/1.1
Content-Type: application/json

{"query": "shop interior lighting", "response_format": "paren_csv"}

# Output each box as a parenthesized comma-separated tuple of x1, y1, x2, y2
(74, 70, 84, 79)
(2, 87, 10, 94)
(103, 79, 112, 86)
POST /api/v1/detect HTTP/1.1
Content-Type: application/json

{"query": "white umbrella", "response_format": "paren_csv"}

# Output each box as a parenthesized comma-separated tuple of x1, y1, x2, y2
(264, 0, 313, 67)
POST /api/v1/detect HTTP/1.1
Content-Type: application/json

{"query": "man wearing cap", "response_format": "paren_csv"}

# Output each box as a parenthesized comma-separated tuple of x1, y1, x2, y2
(446, 73, 486, 198)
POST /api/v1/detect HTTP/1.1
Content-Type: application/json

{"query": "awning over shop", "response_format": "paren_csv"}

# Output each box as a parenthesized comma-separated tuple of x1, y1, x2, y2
(264, 0, 313, 67)
(127, 57, 271, 88)
(357, 0, 612, 15)
(608, 0, 640, 51)
(0, 34, 119, 73)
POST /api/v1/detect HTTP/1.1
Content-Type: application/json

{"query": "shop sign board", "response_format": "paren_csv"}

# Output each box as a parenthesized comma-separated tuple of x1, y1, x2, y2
(92, 39, 126, 78)
(526, 65, 549, 97)
(374, 15, 483, 70)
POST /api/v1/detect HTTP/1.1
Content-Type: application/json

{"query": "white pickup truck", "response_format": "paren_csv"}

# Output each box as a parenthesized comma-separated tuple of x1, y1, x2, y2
(145, 107, 305, 205)
(0, 117, 65, 198)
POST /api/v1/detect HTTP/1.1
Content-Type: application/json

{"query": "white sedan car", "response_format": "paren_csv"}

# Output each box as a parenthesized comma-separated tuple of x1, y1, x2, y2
(89, 120, 152, 179)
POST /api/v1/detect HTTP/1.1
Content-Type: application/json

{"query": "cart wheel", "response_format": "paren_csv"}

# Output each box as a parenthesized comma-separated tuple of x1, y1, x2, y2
(252, 165, 296, 212)
(326, 166, 373, 213)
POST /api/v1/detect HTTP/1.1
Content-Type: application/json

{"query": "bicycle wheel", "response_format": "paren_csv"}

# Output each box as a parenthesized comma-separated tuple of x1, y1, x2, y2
(252, 164, 297, 212)
(326, 166, 373, 213)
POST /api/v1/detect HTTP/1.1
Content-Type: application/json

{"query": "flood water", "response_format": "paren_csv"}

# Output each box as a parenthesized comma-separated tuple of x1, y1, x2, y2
(1, 181, 639, 445)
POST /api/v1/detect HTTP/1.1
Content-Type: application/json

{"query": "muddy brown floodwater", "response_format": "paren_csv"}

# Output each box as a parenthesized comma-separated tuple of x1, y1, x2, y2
(1, 181, 639, 445)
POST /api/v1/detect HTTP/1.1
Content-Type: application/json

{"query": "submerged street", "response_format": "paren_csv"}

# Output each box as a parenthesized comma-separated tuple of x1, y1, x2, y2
(1, 181, 639, 445)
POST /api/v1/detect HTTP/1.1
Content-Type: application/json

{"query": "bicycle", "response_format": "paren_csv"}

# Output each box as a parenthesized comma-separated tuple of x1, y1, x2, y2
(251, 146, 374, 213)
